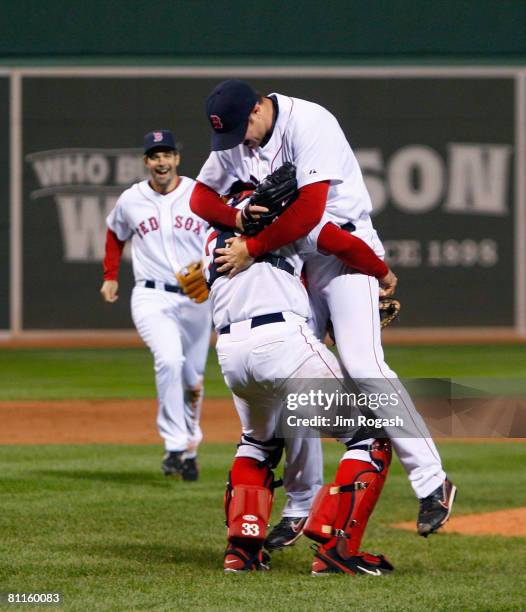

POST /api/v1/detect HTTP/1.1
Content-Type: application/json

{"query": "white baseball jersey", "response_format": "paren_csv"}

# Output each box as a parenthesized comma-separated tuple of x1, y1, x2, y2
(197, 93, 373, 226)
(106, 175, 212, 455)
(203, 235, 309, 330)
(107, 176, 208, 282)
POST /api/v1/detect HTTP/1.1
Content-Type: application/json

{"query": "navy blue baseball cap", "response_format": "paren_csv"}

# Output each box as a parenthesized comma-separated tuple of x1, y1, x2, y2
(206, 80, 258, 151)
(143, 129, 177, 155)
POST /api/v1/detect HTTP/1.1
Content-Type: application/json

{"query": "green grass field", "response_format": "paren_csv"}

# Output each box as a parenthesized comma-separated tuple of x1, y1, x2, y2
(2, 344, 526, 400)
(1, 345, 525, 610)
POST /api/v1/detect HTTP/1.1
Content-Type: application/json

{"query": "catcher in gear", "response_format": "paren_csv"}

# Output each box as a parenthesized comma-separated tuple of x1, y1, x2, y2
(213, 165, 404, 565)
(204, 192, 396, 575)
(207, 167, 400, 574)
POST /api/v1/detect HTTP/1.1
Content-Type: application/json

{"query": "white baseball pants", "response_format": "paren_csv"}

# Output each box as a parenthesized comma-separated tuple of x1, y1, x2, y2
(216, 312, 344, 517)
(305, 228, 446, 498)
(131, 286, 212, 455)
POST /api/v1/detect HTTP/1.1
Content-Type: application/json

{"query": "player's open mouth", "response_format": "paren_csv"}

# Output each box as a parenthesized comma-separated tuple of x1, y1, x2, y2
(156, 168, 169, 176)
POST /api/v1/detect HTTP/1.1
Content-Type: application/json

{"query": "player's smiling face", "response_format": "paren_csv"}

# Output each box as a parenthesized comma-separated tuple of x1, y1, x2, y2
(144, 149, 180, 194)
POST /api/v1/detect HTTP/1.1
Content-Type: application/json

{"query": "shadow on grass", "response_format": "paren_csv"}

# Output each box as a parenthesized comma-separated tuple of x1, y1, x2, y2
(30, 469, 168, 487)
(66, 542, 221, 570)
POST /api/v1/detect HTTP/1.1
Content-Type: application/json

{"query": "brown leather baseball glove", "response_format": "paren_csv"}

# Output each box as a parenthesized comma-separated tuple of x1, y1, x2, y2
(176, 261, 209, 304)
(379, 297, 401, 329)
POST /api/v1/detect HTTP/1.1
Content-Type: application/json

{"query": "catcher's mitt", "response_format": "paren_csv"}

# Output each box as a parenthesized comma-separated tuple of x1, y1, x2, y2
(176, 261, 209, 303)
(240, 162, 298, 236)
(379, 297, 401, 329)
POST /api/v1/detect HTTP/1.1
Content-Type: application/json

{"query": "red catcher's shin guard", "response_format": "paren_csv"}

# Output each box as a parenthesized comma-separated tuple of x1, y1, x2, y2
(224, 457, 274, 546)
(303, 483, 348, 544)
(230, 457, 272, 487)
(304, 440, 391, 558)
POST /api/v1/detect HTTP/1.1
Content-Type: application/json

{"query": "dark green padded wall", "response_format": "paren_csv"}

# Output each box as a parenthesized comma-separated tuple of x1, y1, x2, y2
(1, 0, 525, 61)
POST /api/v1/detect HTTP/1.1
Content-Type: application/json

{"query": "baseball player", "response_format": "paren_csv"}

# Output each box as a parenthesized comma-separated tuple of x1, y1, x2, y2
(205, 193, 395, 575)
(214, 177, 398, 551)
(100, 129, 211, 481)
(190, 80, 456, 538)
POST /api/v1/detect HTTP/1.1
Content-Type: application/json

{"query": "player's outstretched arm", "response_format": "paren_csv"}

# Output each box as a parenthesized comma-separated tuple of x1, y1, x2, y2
(317, 222, 397, 296)
(244, 181, 329, 258)
(191, 181, 269, 232)
(100, 229, 125, 304)
(211, 181, 330, 275)
(190, 182, 241, 230)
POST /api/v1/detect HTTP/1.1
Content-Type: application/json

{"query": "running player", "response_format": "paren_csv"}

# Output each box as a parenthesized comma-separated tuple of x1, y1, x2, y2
(101, 129, 211, 480)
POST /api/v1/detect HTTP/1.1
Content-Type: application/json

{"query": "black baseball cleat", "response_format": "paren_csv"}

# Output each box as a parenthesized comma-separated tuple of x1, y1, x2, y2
(181, 456, 199, 481)
(264, 516, 307, 551)
(311, 546, 394, 577)
(224, 546, 271, 573)
(417, 478, 457, 537)
(161, 451, 185, 477)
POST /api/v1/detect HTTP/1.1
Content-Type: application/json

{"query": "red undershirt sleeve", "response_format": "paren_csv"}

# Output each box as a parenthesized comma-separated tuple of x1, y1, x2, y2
(317, 222, 389, 279)
(103, 229, 126, 281)
(245, 181, 329, 258)
(190, 181, 238, 229)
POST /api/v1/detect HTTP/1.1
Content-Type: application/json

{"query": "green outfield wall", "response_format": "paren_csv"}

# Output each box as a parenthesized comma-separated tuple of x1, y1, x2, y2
(1, 67, 522, 334)
(1, 2, 525, 336)
(1, 0, 526, 63)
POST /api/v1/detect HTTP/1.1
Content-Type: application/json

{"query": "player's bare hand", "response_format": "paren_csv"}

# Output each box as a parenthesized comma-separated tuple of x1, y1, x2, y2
(100, 280, 119, 303)
(379, 269, 397, 297)
(235, 205, 269, 232)
(215, 237, 254, 276)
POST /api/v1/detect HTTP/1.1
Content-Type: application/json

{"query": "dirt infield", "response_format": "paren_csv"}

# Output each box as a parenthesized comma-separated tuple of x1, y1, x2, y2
(0, 398, 240, 445)
(1, 398, 525, 537)
(392, 508, 526, 537)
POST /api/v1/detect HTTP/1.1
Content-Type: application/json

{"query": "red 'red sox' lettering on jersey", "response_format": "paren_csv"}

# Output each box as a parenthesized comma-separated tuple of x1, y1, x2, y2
(174, 215, 205, 235)
(136, 216, 160, 238)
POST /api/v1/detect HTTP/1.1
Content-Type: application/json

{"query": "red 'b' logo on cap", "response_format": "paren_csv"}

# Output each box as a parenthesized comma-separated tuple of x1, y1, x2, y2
(210, 115, 223, 130)
(153, 131, 163, 142)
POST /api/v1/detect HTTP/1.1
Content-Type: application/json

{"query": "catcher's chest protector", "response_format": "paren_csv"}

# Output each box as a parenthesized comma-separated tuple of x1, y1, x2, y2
(208, 229, 236, 287)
